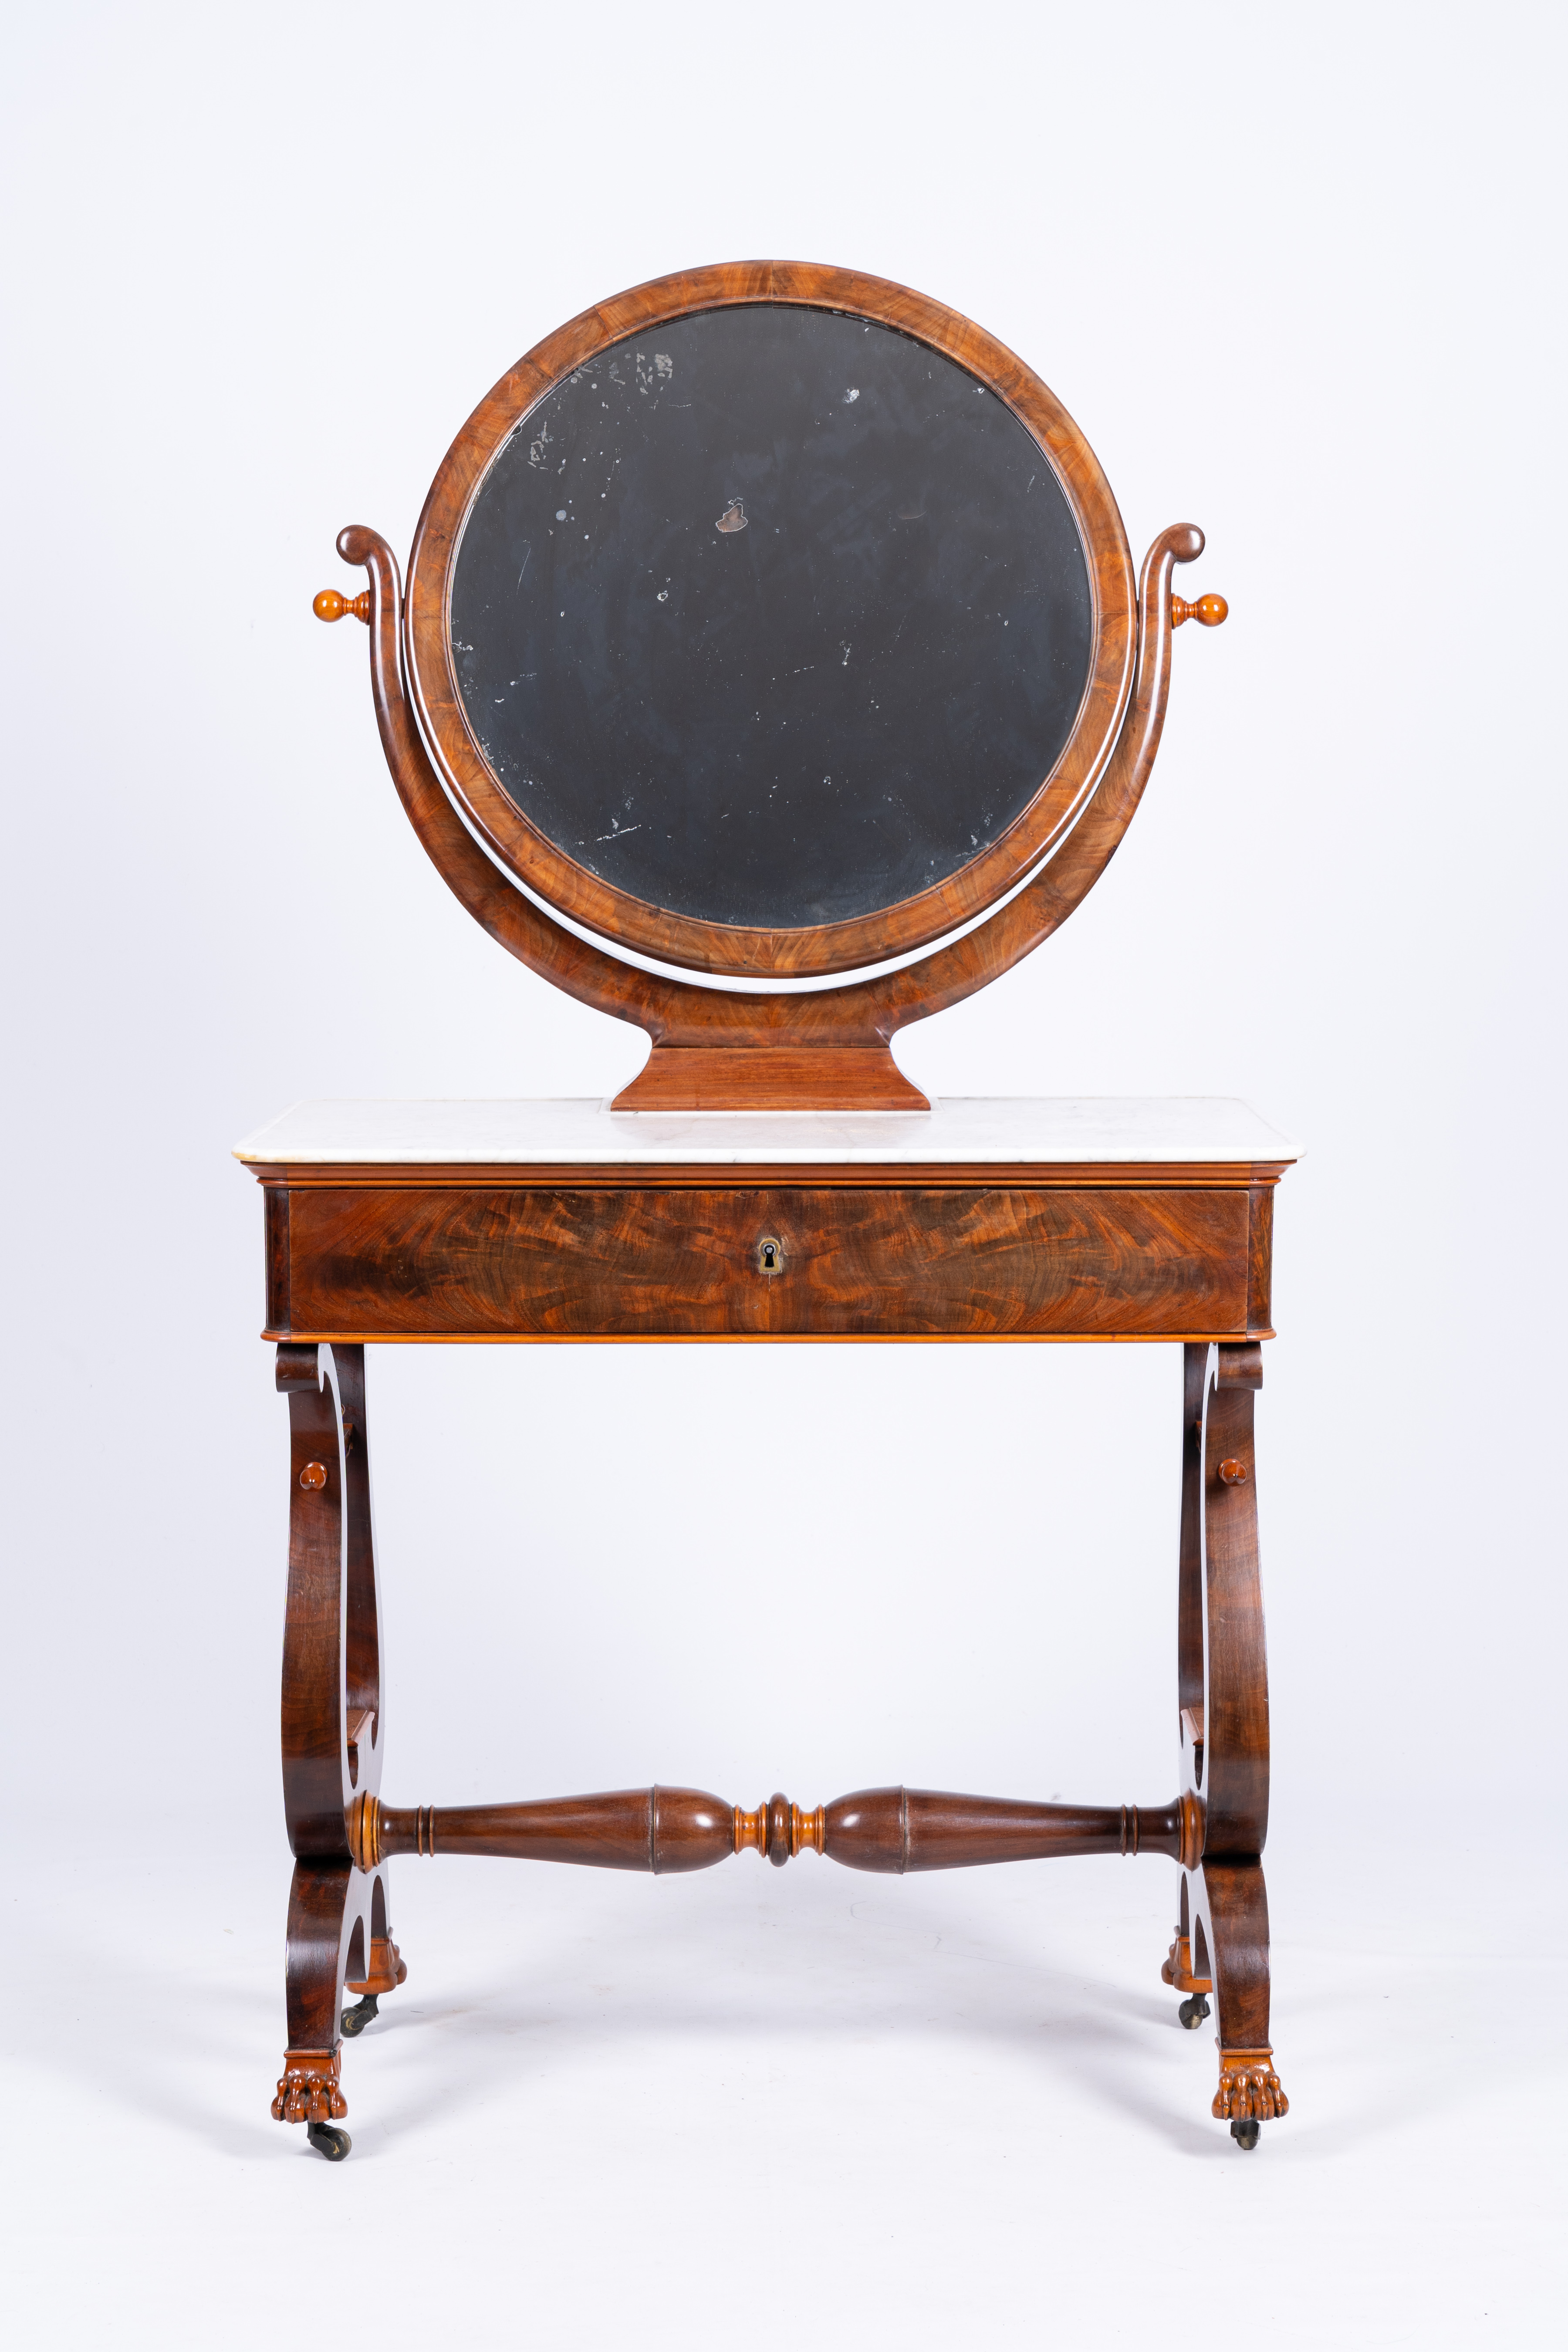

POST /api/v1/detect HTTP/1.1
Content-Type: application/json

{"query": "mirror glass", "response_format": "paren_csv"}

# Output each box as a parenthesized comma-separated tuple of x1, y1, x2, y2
(450, 304, 1092, 932)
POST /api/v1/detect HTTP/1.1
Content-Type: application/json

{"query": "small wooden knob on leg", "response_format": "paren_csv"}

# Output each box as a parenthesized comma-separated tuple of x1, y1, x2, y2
(313, 588, 372, 625)
(1171, 591, 1228, 629)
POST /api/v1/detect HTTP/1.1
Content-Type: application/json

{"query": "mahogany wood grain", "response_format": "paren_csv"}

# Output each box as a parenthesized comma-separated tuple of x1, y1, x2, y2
(1178, 1342, 1206, 1744)
(271, 1183, 1253, 1341)
(336, 1347, 382, 1800)
(1246, 1184, 1274, 1335)
(1191, 1861, 1287, 2122)
(277, 1344, 354, 1860)
(1165, 1340, 1285, 2129)
(603, 1045, 928, 1114)
(820, 1789, 1185, 1872)
(265, 1186, 290, 1331)
(282, 1860, 357, 2051)
(271, 1345, 407, 2138)
(372, 1788, 1189, 1872)
(1199, 1341, 1269, 1854)
(378, 1788, 736, 1873)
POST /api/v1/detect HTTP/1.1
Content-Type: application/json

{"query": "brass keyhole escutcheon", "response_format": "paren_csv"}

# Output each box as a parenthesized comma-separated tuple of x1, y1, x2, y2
(757, 1237, 783, 1276)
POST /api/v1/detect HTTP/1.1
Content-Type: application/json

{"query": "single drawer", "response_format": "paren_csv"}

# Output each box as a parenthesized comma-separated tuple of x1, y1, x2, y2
(268, 1183, 1263, 1340)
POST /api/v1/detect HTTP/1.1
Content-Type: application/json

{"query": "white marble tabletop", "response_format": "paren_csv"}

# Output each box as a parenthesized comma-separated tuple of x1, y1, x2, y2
(235, 1097, 1299, 1168)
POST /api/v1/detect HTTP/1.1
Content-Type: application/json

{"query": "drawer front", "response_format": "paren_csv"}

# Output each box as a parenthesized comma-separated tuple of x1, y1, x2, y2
(274, 1185, 1253, 1340)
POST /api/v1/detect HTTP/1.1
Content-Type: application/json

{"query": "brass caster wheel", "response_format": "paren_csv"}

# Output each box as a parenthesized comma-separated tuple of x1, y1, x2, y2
(340, 1993, 379, 2038)
(1178, 1994, 1211, 2029)
(1230, 2117, 1261, 2152)
(306, 2122, 352, 2161)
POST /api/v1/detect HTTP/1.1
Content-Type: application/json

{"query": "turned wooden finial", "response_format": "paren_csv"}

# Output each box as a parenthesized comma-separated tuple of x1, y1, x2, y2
(314, 587, 372, 625)
(1172, 591, 1228, 629)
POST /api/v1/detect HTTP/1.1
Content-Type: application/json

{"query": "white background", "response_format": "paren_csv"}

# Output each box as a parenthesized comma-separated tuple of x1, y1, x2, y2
(3, 3, 1564, 2342)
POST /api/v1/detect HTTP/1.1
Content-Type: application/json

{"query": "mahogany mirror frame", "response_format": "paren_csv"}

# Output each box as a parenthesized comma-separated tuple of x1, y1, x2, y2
(402, 260, 1139, 981)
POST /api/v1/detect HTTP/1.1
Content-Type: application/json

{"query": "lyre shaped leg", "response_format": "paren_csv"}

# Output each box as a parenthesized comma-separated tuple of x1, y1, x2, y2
(271, 1343, 400, 2157)
(1171, 1341, 1288, 2144)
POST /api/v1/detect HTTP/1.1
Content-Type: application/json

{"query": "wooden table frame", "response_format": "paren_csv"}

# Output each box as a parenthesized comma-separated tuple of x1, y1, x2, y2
(267, 259, 1285, 2157)
(246, 1109, 1291, 2156)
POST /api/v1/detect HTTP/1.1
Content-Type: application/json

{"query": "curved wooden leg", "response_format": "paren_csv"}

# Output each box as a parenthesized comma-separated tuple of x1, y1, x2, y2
(1163, 1345, 1213, 2022)
(334, 1344, 406, 2039)
(1190, 1858, 1288, 2142)
(271, 1861, 354, 2144)
(1173, 1341, 1288, 2143)
(271, 1342, 394, 2156)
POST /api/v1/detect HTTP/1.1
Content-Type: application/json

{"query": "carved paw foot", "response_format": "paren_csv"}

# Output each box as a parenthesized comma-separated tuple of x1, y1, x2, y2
(1213, 2048, 1288, 2125)
(271, 2049, 348, 2126)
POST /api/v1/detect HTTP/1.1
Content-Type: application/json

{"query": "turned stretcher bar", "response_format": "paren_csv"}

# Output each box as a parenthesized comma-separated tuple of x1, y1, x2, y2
(346, 1786, 1206, 1874)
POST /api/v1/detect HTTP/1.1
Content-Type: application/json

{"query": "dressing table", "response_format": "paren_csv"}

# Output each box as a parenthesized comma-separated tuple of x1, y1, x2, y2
(239, 262, 1293, 2157)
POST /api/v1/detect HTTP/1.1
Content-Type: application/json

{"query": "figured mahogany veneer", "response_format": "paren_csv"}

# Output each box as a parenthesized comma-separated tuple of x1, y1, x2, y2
(259, 1177, 1275, 1342)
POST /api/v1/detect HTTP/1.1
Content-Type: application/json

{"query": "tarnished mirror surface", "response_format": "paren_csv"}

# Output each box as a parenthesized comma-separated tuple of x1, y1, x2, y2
(449, 304, 1092, 931)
